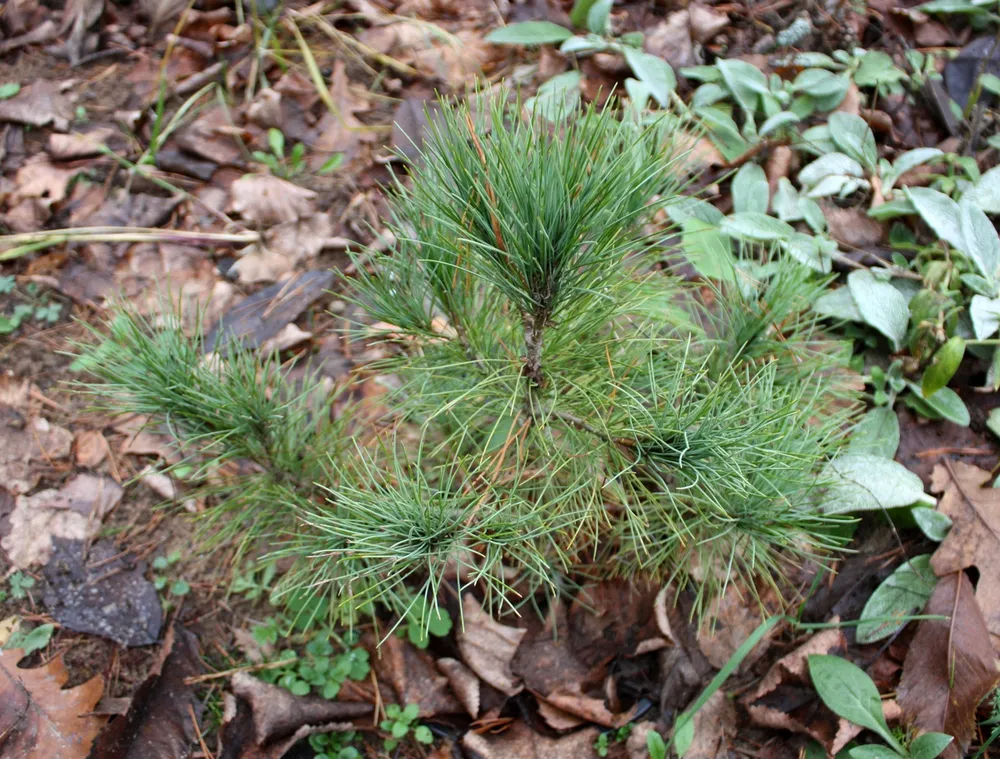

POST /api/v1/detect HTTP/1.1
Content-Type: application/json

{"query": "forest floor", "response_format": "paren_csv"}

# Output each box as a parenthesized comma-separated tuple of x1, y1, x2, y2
(4, 0, 1000, 758)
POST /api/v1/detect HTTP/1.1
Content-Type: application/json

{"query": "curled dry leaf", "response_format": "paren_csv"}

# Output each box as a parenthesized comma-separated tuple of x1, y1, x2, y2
(2, 473, 123, 568)
(436, 657, 480, 718)
(229, 174, 317, 225)
(219, 671, 371, 759)
(462, 720, 600, 759)
(929, 462, 1000, 647)
(47, 128, 117, 160)
(88, 622, 203, 759)
(821, 205, 885, 248)
(684, 691, 737, 759)
(689, 3, 729, 43)
(12, 161, 81, 206)
(0, 648, 106, 759)
(697, 581, 781, 670)
(74, 429, 108, 468)
(372, 632, 463, 717)
(898, 572, 1000, 759)
(457, 594, 526, 697)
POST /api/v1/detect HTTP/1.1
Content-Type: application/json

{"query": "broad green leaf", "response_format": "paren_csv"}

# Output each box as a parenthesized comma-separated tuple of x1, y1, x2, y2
(648, 730, 669, 759)
(681, 218, 736, 282)
(782, 233, 831, 273)
(586, 0, 613, 33)
(798, 153, 865, 188)
(799, 124, 836, 156)
(807, 655, 902, 751)
(909, 733, 953, 759)
(691, 82, 728, 107)
(814, 287, 862, 322)
(560, 34, 608, 55)
(829, 112, 878, 172)
(868, 198, 916, 221)
(907, 187, 964, 251)
(847, 270, 909, 351)
(665, 196, 725, 225)
(694, 106, 750, 161)
(624, 78, 652, 111)
(959, 197, 1000, 284)
(988, 407, 1000, 438)
(759, 111, 800, 137)
(912, 506, 952, 541)
(732, 163, 769, 214)
(717, 58, 770, 111)
(772, 178, 802, 222)
(820, 454, 930, 514)
(919, 0, 983, 13)
(793, 69, 849, 100)
(805, 174, 868, 199)
(799, 198, 827, 232)
(853, 50, 907, 89)
(525, 71, 582, 121)
(856, 555, 935, 643)
(622, 47, 676, 106)
(679, 65, 723, 83)
(921, 336, 965, 396)
(845, 746, 905, 759)
(6, 623, 55, 655)
(906, 382, 971, 426)
(964, 165, 1000, 214)
(719, 212, 794, 241)
(848, 406, 899, 458)
(569, 0, 600, 28)
(891, 148, 943, 179)
(486, 21, 573, 45)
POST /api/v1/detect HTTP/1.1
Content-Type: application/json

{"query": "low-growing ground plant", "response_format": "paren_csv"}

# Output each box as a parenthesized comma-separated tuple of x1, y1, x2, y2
(78, 96, 864, 635)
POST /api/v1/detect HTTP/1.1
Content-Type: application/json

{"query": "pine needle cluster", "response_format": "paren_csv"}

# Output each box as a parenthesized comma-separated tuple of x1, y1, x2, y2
(79, 97, 860, 630)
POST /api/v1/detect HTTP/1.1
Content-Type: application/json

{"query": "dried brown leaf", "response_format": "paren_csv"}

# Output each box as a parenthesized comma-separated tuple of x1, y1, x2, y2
(229, 175, 316, 225)
(2, 474, 123, 568)
(0, 415, 73, 495)
(898, 572, 1000, 759)
(461, 720, 600, 759)
(436, 657, 480, 718)
(373, 633, 463, 717)
(0, 81, 74, 132)
(88, 622, 203, 759)
(74, 430, 109, 468)
(457, 594, 526, 697)
(684, 691, 736, 759)
(930, 462, 1000, 647)
(0, 648, 106, 758)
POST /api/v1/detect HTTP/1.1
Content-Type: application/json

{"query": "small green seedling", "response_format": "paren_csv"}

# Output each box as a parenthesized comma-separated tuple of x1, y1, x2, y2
(308, 730, 361, 759)
(647, 729, 667, 759)
(151, 551, 190, 598)
(252, 128, 343, 179)
(231, 561, 277, 601)
(594, 724, 632, 757)
(8, 572, 36, 600)
(404, 596, 453, 649)
(0, 82, 20, 100)
(263, 637, 370, 699)
(6, 623, 55, 655)
(380, 703, 433, 751)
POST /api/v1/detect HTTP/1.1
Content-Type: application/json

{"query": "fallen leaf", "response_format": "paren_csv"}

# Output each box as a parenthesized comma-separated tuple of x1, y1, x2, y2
(697, 581, 781, 670)
(684, 691, 737, 758)
(0, 20, 60, 55)
(461, 720, 600, 759)
(644, 12, 695, 69)
(218, 672, 371, 758)
(689, 3, 729, 43)
(74, 429, 108, 468)
(2, 475, 123, 568)
(88, 622, 203, 759)
(43, 538, 162, 647)
(822, 205, 885, 248)
(437, 657, 480, 718)
(745, 626, 874, 754)
(0, 81, 74, 132)
(929, 462, 1000, 647)
(898, 572, 1000, 759)
(373, 633, 463, 717)
(175, 107, 243, 165)
(206, 270, 334, 353)
(0, 648, 106, 758)
(12, 161, 81, 206)
(457, 594, 526, 697)
(61, 0, 104, 64)
(82, 190, 183, 228)
(229, 175, 316, 225)
(568, 580, 661, 666)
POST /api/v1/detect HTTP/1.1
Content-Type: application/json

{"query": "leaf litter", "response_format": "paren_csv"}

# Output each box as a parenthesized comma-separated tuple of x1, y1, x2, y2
(5, 0, 1000, 755)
